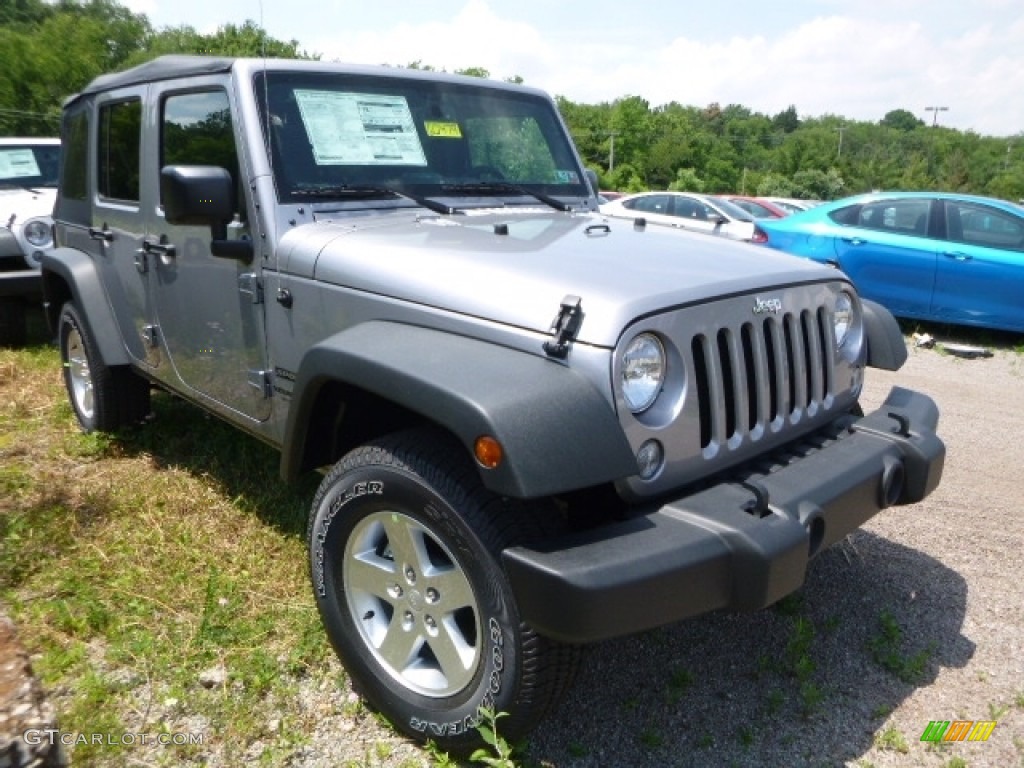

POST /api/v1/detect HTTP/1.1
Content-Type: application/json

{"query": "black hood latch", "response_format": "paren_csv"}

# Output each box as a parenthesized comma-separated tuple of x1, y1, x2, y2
(543, 295, 583, 359)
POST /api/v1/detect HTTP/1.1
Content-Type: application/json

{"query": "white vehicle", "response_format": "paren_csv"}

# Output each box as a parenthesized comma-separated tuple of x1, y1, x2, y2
(0, 137, 60, 345)
(600, 190, 757, 241)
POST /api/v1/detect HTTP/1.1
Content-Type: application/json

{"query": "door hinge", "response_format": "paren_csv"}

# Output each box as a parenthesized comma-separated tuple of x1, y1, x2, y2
(238, 273, 264, 304)
(142, 324, 159, 348)
(247, 369, 273, 399)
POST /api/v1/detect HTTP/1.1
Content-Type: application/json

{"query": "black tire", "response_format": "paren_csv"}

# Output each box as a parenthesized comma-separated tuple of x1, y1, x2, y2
(58, 301, 150, 432)
(0, 298, 27, 347)
(307, 428, 580, 753)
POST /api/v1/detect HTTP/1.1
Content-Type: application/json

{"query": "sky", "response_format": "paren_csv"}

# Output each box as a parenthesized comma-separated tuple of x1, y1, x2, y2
(120, 0, 1024, 137)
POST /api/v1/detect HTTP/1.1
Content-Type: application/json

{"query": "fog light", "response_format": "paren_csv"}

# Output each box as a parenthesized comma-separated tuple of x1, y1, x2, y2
(474, 435, 503, 469)
(636, 440, 663, 480)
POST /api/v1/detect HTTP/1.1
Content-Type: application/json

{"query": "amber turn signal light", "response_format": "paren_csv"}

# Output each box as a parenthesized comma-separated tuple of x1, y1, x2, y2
(474, 436, 503, 469)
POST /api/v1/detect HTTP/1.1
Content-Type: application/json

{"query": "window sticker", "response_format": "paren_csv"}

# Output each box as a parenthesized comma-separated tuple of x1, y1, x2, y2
(294, 90, 427, 166)
(424, 121, 462, 139)
(0, 149, 42, 180)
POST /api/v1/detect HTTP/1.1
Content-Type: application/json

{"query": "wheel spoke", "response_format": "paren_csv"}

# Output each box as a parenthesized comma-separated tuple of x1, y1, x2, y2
(424, 566, 476, 613)
(346, 552, 396, 601)
(427, 616, 476, 687)
(375, 616, 423, 672)
(383, 516, 430, 577)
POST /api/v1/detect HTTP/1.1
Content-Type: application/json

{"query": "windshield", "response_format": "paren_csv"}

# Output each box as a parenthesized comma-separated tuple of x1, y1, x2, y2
(0, 142, 60, 188)
(253, 71, 589, 206)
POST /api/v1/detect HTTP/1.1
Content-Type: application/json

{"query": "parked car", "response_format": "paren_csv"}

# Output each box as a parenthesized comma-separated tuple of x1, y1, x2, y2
(0, 137, 60, 345)
(600, 191, 756, 241)
(722, 194, 790, 219)
(753, 191, 1024, 333)
(44, 55, 944, 754)
(759, 196, 820, 214)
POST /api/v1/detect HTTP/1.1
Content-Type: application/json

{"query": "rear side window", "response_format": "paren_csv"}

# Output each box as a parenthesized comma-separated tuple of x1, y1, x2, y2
(836, 198, 931, 236)
(61, 111, 88, 201)
(98, 99, 142, 202)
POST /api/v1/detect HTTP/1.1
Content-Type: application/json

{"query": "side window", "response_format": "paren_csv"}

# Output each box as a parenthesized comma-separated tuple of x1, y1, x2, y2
(947, 202, 1024, 251)
(161, 90, 240, 214)
(98, 99, 141, 202)
(624, 194, 669, 215)
(671, 197, 705, 220)
(61, 110, 88, 201)
(856, 199, 930, 236)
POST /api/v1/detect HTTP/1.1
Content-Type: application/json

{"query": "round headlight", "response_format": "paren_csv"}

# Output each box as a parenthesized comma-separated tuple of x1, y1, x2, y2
(621, 333, 665, 413)
(24, 219, 52, 249)
(834, 291, 854, 348)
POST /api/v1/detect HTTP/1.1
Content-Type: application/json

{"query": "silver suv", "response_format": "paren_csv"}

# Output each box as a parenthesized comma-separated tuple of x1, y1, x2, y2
(43, 56, 945, 753)
(0, 137, 60, 345)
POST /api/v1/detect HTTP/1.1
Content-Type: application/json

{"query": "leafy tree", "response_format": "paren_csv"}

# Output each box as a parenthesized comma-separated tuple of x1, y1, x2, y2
(668, 168, 704, 192)
(880, 109, 924, 132)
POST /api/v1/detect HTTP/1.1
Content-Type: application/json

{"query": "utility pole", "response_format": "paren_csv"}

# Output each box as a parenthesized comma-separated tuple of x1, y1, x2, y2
(606, 131, 619, 172)
(924, 106, 949, 127)
(836, 124, 846, 159)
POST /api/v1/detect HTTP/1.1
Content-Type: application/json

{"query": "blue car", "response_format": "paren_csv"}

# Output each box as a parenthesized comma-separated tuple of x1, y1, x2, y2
(753, 191, 1024, 333)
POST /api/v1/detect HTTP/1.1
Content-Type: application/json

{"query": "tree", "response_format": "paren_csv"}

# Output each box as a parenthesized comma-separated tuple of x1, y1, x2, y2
(880, 109, 924, 132)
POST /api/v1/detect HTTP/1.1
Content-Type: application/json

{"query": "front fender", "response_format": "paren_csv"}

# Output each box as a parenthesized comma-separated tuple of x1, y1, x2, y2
(862, 298, 908, 371)
(282, 321, 637, 498)
(41, 247, 129, 367)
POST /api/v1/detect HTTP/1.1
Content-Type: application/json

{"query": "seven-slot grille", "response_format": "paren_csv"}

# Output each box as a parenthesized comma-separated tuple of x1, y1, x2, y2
(690, 308, 835, 449)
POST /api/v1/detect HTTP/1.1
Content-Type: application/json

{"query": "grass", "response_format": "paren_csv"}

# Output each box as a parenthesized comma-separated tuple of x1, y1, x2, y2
(866, 609, 935, 684)
(0, 340, 382, 766)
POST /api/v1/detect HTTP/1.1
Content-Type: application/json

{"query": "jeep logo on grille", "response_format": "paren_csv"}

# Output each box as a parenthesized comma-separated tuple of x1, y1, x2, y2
(753, 297, 783, 315)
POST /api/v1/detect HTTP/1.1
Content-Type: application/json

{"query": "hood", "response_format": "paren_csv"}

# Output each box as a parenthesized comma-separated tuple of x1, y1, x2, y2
(0, 187, 56, 226)
(279, 209, 840, 348)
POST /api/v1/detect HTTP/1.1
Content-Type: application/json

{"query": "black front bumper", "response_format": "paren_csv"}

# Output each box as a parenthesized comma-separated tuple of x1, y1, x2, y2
(502, 387, 944, 644)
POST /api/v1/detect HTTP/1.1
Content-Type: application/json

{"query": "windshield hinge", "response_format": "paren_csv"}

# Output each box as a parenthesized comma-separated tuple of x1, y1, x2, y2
(543, 295, 583, 360)
(239, 273, 263, 304)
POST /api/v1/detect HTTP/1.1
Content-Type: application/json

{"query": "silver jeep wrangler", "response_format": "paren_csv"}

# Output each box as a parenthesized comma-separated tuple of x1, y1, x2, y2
(43, 55, 944, 752)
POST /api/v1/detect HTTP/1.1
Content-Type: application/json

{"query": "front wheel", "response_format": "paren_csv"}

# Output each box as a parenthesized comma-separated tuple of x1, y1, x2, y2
(307, 429, 580, 753)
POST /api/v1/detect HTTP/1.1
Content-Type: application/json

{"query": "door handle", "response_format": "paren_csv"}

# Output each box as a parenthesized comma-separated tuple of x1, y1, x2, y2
(840, 237, 866, 246)
(142, 238, 176, 257)
(942, 251, 972, 261)
(88, 226, 113, 242)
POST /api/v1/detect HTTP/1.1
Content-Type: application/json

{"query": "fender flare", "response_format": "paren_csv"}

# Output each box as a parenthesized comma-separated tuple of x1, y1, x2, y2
(281, 321, 638, 498)
(41, 247, 130, 367)
(861, 298, 908, 371)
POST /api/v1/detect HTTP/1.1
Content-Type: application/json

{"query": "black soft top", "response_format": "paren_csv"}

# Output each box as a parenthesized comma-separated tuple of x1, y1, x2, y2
(65, 55, 236, 106)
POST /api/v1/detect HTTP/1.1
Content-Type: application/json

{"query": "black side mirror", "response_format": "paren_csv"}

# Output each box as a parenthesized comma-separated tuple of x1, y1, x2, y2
(160, 165, 252, 261)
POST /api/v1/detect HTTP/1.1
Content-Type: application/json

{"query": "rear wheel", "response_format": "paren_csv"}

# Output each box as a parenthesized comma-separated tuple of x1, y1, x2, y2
(308, 428, 580, 753)
(58, 301, 150, 432)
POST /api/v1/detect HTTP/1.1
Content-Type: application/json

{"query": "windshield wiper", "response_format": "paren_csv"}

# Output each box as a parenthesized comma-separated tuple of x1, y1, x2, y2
(290, 184, 457, 215)
(439, 182, 573, 212)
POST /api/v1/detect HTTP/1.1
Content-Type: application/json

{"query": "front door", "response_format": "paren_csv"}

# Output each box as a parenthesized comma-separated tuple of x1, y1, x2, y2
(146, 83, 270, 421)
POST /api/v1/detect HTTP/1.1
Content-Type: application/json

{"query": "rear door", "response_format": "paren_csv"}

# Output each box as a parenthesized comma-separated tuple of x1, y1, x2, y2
(86, 86, 154, 366)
